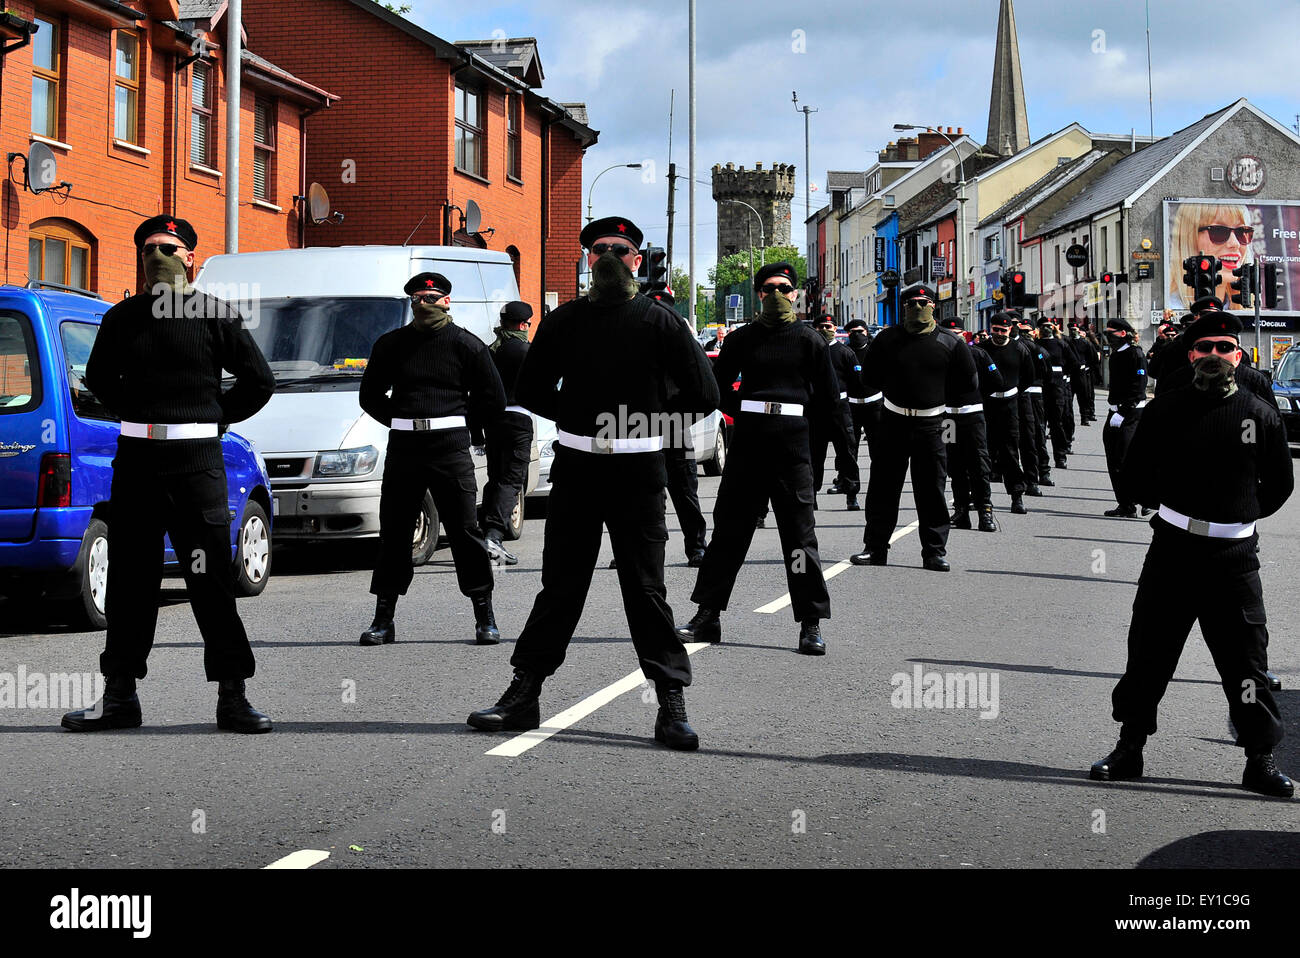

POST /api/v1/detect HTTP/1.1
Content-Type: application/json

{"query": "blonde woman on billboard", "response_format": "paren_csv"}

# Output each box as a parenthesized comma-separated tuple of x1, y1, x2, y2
(1167, 203, 1255, 311)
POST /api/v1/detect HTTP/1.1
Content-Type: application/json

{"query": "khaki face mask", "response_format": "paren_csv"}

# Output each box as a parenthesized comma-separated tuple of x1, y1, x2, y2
(1191, 354, 1238, 397)
(756, 287, 796, 327)
(588, 250, 638, 304)
(144, 247, 189, 294)
(902, 300, 936, 334)
(412, 299, 452, 331)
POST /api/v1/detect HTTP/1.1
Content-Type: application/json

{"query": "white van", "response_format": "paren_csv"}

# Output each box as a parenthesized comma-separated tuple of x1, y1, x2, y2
(195, 245, 539, 564)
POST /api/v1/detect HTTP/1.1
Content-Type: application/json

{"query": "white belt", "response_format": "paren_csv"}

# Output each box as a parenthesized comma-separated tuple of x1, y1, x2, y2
(740, 399, 804, 416)
(121, 421, 217, 440)
(1107, 400, 1148, 411)
(838, 391, 848, 400)
(989, 388, 1018, 399)
(391, 416, 467, 431)
(557, 429, 664, 454)
(848, 392, 882, 404)
(1025, 386, 1043, 394)
(1157, 505, 1256, 540)
(504, 405, 529, 415)
(944, 403, 984, 415)
(883, 398, 945, 418)
(1050, 366, 1063, 373)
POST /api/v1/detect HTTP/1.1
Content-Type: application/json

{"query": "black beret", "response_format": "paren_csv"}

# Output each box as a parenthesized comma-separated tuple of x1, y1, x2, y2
(1105, 317, 1136, 335)
(404, 272, 451, 296)
(845, 318, 867, 330)
(1185, 310, 1242, 344)
(815, 314, 836, 324)
(134, 215, 197, 250)
(989, 311, 1018, 327)
(1189, 294, 1224, 314)
(939, 317, 964, 330)
(500, 301, 533, 325)
(1036, 317, 1059, 328)
(579, 216, 643, 249)
(900, 283, 937, 302)
(754, 261, 798, 290)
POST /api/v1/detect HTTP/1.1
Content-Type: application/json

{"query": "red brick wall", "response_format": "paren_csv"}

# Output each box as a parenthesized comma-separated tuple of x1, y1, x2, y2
(546, 130, 584, 306)
(242, 0, 585, 312)
(0, 1, 308, 301)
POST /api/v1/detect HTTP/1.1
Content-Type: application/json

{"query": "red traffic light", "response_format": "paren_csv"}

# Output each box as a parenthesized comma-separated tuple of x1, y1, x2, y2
(1101, 271, 1114, 284)
(1011, 272, 1024, 284)
(1199, 258, 1211, 271)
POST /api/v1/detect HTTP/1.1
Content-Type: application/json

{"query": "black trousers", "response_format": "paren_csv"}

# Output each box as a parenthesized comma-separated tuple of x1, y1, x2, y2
(1016, 392, 1040, 484)
(850, 401, 881, 460)
(482, 412, 533, 538)
(1043, 380, 1069, 460)
(371, 448, 492, 599)
(1111, 524, 1282, 752)
(864, 411, 949, 559)
(1101, 408, 1142, 509)
(984, 399, 1025, 496)
(511, 450, 691, 687)
(665, 444, 707, 556)
(1075, 369, 1096, 421)
(946, 412, 992, 509)
(101, 462, 254, 682)
(1061, 377, 1076, 443)
(1030, 392, 1051, 477)
(692, 424, 829, 623)
(812, 401, 860, 496)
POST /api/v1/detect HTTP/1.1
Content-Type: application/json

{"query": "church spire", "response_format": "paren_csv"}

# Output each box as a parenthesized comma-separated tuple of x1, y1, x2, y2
(986, 0, 1029, 156)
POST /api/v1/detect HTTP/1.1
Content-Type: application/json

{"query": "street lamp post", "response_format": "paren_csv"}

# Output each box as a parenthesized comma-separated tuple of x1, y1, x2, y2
(895, 124, 966, 326)
(793, 92, 818, 254)
(721, 198, 765, 317)
(587, 163, 643, 225)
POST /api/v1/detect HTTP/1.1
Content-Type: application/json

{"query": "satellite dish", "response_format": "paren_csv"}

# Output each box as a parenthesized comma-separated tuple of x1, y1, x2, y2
(307, 182, 331, 225)
(27, 141, 58, 192)
(464, 199, 481, 235)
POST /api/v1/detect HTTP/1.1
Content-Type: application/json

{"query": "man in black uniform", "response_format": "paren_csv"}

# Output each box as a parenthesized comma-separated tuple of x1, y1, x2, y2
(358, 272, 506, 646)
(63, 215, 275, 734)
(468, 217, 719, 750)
(1100, 318, 1148, 518)
(981, 312, 1031, 516)
(850, 284, 977, 572)
(939, 318, 1000, 533)
(1148, 294, 1221, 385)
(1036, 318, 1080, 470)
(482, 301, 534, 566)
(843, 318, 879, 453)
(812, 314, 863, 510)
(677, 263, 837, 655)
(1007, 315, 1043, 496)
(1017, 319, 1054, 486)
(1090, 311, 1294, 797)
(1067, 322, 1098, 423)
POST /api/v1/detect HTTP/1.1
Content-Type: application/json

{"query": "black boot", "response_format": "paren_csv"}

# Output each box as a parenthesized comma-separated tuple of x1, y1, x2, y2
(675, 606, 721, 643)
(827, 479, 843, 495)
(1104, 505, 1138, 518)
(360, 595, 397, 646)
(61, 675, 142, 732)
(468, 669, 543, 732)
(1024, 483, 1043, 497)
(472, 594, 500, 645)
(485, 532, 519, 566)
(850, 548, 887, 566)
(1089, 736, 1144, 781)
(1055, 456, 1068, 470)
(1242, 752, 1295, 798)
(798, 619, 825, 656)
(977, 505, 997, 532)
(1267, 671, 1283, 692)
(950, 506, 972, 529)
(922, 555, 951, 572)
(216, 679, 273, 734)
(1010, 494, 1027, 515)
(1038, 473, 1055, 487)
(687, 548, 706, 567)
(845, 495, 860, 511)
(653, 685, 699, 751)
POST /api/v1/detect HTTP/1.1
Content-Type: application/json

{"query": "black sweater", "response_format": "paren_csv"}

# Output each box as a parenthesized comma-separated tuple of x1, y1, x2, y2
(1038, 334, 1080, 380)
(490, 336, 530, 410)
(85, 290, 273, 474)
(828, 340, 865, 399)
(1107, 343, 1148, 409)
(360, 321, 505, 457)
(1122, 385, 1293, 527)
(982, 338, 1033, 398)
(862, 325, 977, 411)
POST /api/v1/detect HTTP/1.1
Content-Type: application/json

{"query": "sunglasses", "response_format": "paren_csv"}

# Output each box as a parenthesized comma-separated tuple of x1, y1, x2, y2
(1192, 340, 1240, 355)
(762, 283, 794, 295)
(1199, 225, 1254, 245)
(142, 243, 185, 256)
(591, 243, 637, 258)
(410, 292, 446, 304)
(990, 325, 1010, 333)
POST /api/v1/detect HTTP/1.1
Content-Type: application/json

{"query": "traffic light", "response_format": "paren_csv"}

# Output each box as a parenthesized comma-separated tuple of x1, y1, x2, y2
(1230, 263, 1255, 308)
(1261, 262, 1282, 310)
(640, 246, 667, 292)
(1184, 254, 1220, 303)
(1100, 270, 1114, 285)
(1004, 269, 1026, 308)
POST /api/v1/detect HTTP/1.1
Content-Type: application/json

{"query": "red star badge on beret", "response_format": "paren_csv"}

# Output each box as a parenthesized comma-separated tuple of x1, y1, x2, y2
(166, 221, 177, 232)
(425, 279, 436, 288)
(617, 223, 626, 232)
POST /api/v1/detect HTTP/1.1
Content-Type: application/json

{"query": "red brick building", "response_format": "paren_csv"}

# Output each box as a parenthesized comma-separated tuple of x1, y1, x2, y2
(240, 0, 597, 311)
(0, 0, 334, 300)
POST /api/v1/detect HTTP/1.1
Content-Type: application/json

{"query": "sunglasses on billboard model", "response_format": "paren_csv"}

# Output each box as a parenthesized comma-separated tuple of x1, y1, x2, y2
(1198, 225, 1254, 245)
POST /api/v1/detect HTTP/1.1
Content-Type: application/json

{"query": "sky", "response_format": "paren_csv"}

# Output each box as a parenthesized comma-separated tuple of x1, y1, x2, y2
(385, 0, 1300, 287)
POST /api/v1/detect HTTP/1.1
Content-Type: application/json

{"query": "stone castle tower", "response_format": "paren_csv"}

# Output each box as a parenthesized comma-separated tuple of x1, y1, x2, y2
(711, 162, 796, 259)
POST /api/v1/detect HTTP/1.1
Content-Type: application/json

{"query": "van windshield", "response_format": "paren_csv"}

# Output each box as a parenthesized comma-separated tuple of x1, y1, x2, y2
(245, 297, 408, 388)
(1276, 348, 1300, 385)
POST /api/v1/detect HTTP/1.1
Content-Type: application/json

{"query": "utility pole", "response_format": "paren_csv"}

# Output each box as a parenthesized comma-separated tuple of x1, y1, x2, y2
(666, 162, 676, 284)
(1254, 261, 1263, 367)
(688, 0, 696, 330)
(224, 0, 241, 253)
(793, 91, 817, 256)
(1145, 0, 1154, 140)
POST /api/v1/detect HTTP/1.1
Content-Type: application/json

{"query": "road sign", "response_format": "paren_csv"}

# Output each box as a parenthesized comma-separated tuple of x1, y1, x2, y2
(1135, 262, 1154, 280)
(726, 294, 742, 309)
(930, 257, 947, 277)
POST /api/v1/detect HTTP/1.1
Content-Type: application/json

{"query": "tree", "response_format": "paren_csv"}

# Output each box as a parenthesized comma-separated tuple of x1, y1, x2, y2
(382, 3, 412, 13)
(669, 267, 690, 297)
(708, 245, 807, 291)
(694, 290, 716, 329)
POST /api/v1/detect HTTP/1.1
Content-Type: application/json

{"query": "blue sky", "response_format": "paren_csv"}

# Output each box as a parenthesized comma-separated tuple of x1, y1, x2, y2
(382, 0, 1300, 286)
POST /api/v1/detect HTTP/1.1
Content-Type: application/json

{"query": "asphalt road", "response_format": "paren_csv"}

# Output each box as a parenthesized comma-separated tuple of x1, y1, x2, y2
(3, 394, 1299, 870)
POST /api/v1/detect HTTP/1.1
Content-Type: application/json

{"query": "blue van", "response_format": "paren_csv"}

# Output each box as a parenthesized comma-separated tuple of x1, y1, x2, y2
(1272, 344, 1300, 448)
(0, 284, 273, 629)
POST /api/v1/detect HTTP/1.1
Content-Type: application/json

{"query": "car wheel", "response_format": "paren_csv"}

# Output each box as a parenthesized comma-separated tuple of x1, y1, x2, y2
(68, 517, 110, 630)
(232, 501, 272, 597)
(702, 426, 727, 476)
(503, 488, 526, 541)
(412, 491, 438, 566)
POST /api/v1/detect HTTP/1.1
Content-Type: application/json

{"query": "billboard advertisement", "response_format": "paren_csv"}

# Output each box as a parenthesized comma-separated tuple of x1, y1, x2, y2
(1162, 199, 1300, 315)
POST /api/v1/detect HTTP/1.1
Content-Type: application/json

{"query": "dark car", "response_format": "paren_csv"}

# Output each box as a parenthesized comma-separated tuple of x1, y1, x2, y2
(1272, 344, 1300, 447)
